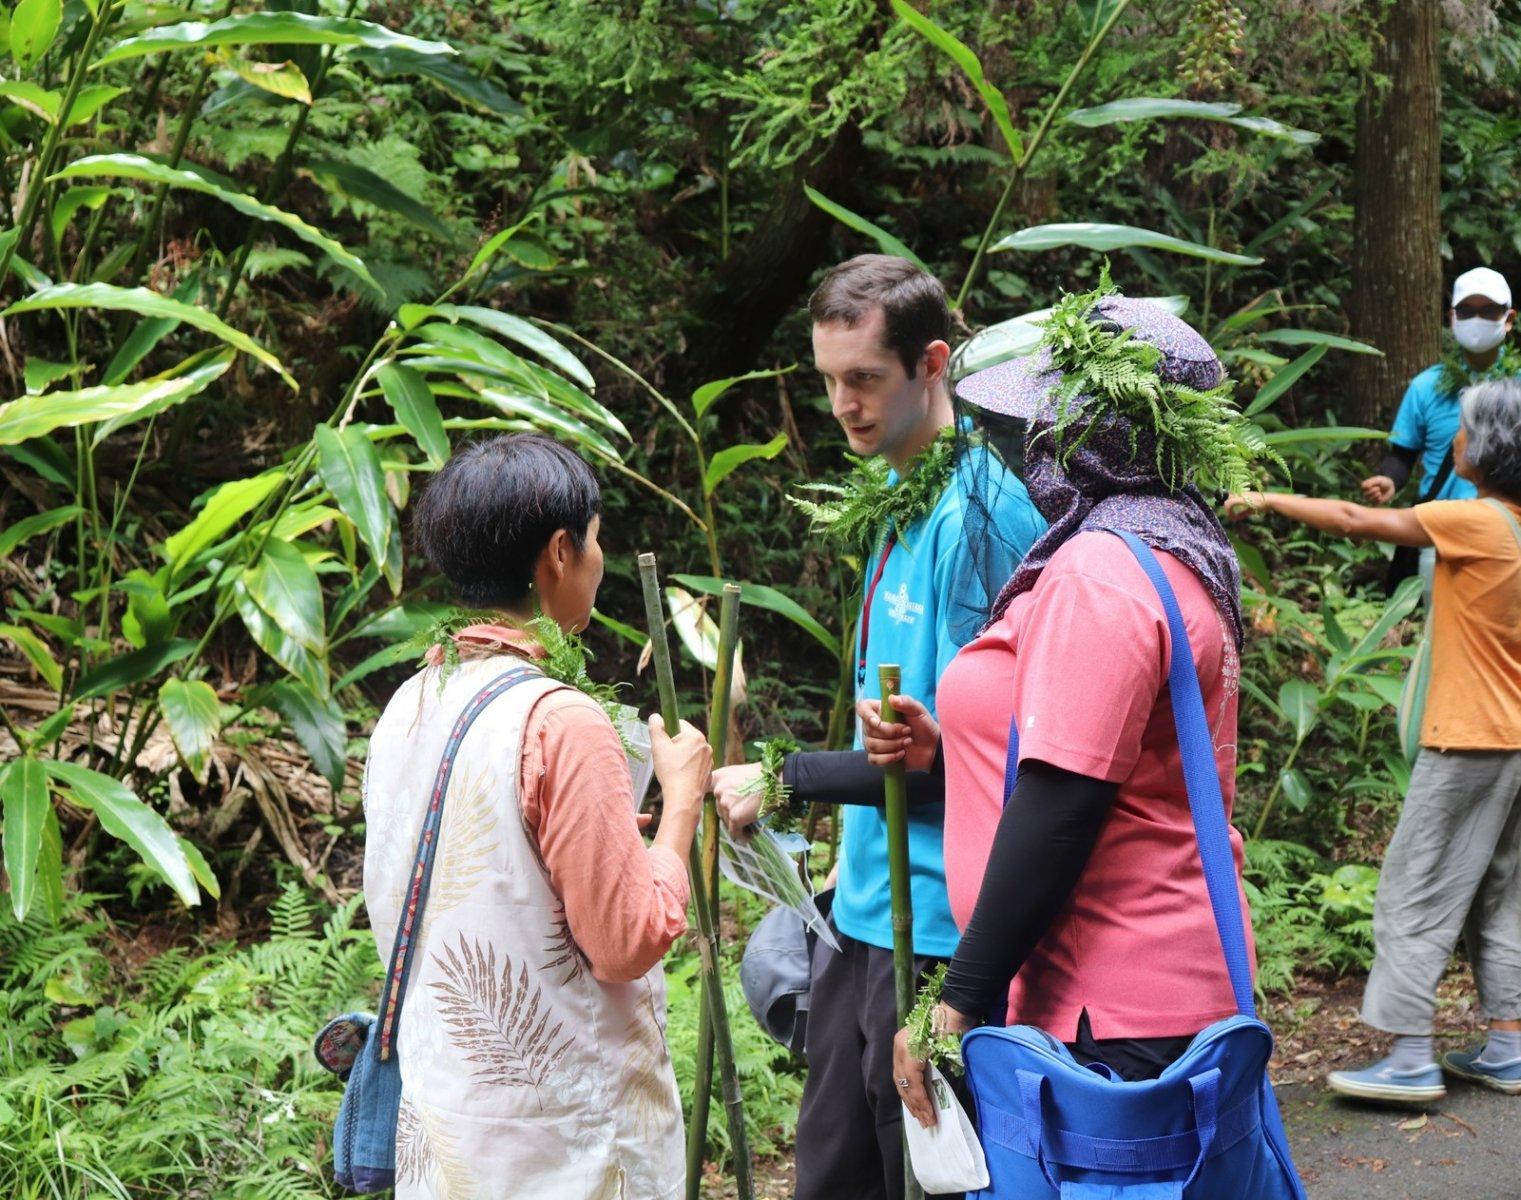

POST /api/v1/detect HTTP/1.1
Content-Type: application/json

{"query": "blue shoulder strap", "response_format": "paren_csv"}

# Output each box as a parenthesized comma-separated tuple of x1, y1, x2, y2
(998, 532, 1256, 1019)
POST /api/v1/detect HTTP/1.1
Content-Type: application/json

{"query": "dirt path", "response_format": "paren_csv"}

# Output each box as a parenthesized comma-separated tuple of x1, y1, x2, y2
(1280, 1080, 1521, 1199)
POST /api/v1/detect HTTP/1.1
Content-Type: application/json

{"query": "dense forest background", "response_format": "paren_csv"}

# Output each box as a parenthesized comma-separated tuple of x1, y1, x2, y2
(2, 1, 1519, 1194)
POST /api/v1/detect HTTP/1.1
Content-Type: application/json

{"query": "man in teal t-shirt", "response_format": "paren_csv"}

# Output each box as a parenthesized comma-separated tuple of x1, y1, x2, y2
(715, 256, 1043, 1200)
(1362, 267, 1516, 592)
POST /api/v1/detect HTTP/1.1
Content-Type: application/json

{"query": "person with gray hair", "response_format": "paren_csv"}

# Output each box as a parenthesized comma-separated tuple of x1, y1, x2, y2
(1227, 378, 1521, 1104)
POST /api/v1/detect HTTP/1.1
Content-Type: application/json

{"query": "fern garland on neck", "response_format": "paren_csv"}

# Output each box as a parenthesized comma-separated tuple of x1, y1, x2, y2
(1037, 268, 1279, 495)
(1438, 340, 1518, 399)
(414, 608, 633, 751)
(790, 426, 957, 559)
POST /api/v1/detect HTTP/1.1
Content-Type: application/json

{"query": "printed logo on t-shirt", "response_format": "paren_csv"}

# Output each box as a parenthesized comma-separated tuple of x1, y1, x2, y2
(884, 583, 925, 625)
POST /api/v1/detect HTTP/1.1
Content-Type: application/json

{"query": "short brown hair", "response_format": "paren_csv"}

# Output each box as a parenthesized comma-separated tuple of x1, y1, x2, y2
(808, 254, 950, 378)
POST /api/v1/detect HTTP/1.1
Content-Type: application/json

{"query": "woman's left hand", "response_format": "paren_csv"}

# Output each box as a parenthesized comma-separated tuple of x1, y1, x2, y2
(893, 1026, 936, 1128)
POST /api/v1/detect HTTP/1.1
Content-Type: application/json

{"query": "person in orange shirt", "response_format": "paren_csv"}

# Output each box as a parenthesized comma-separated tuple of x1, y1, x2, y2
(1228, 378, 1521, 1104)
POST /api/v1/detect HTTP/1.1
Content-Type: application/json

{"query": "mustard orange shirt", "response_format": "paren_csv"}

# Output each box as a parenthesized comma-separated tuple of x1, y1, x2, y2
(1415, 498, 1521, 750)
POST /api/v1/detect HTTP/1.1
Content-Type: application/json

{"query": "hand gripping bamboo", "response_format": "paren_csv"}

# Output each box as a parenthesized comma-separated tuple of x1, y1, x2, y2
(638, 554, 753, 1200)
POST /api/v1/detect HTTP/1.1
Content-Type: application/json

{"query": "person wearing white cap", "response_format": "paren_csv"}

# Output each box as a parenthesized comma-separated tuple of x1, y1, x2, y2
(1362, 267, 1517, 592)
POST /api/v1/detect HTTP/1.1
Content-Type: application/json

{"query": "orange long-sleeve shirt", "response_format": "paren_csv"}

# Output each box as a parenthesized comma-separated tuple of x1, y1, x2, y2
(443, 625, 690, 982)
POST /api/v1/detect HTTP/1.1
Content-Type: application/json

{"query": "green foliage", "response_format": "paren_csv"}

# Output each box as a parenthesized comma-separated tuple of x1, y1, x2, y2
(0, 886, 378, 1199)
(1244, 840, 1378, 997)
(906, 963, 964, 1072)
(665, 942, 803, 1161)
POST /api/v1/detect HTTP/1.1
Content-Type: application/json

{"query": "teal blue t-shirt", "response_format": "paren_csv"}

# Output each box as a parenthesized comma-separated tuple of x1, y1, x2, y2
(831, 449, 1046, 958)
(1388, 355, 1505, 501)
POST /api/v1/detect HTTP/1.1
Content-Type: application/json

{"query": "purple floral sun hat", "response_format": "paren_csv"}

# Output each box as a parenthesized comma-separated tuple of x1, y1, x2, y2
(954, 289, 1246, 645)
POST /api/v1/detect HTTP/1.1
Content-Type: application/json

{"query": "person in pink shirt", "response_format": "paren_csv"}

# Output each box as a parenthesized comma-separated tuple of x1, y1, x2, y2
(859, 283, 1270, 1122)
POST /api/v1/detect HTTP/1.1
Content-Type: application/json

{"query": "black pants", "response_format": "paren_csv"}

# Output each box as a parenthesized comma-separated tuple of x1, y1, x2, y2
(795, 918, 958, 1200)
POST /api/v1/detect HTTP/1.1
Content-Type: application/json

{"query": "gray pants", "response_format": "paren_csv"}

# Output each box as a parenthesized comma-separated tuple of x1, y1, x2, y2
(1363, 748, 1521, 1034)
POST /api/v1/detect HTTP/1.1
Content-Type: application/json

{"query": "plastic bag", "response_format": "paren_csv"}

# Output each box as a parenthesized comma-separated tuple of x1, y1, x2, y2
(902, 1065, 989, 1194)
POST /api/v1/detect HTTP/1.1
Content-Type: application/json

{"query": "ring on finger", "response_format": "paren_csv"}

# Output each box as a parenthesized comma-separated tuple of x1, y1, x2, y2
(895, 1077, 911, 1089)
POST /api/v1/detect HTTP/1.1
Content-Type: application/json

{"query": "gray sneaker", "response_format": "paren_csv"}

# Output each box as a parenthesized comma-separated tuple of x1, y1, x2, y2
(1327, 1055, 1446, 1104)
(1441, 1047, 1521, 1095)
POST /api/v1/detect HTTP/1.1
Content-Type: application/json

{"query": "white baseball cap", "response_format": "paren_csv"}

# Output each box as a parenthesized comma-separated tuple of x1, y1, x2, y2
(1451, 266, 1512, 309)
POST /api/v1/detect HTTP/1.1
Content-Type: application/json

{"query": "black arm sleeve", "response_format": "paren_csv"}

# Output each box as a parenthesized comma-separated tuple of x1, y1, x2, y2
(1377, 443, 1419, 491)
(781, 746, 944, 809)
(938, 759, 1119, 1021)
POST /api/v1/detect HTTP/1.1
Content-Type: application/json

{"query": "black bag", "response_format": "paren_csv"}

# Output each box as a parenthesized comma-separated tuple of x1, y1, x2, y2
(1382, 443, 1456, 596)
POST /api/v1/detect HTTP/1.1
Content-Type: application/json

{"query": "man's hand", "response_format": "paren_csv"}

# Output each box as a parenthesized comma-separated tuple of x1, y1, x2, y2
(1360, 474, 1397, 505)
(713, 762, 765, 840)
(857, 695, 939, 772)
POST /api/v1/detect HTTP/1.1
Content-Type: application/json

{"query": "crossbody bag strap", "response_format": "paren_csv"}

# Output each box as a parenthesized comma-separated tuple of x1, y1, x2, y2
(1110, 531, 1257, 1019)
(1481, 497, 1521, 551)
(377, 664, 540, 1061)
(1419, 442, 1457, 504)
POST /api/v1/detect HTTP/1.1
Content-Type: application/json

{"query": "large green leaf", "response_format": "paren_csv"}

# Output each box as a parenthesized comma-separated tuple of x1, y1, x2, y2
(52, 155, 378, 291)
(1259, 425, 1385, 448)
(889, 0, 1020, 161)
(74, 638, 196, 701)
(102, 271, 202, 386)
(0, 355, 229, 446)
(3, 283, 292, 388)
(377, 362, 448, 465)
(472, 388, 623, 461)
(37, 807, 63, 923)
(0, 623, 62, 691)
(1, 757, 49, 919)
(0, 504, 83, 560)
(234, 580, 329, 697)
(672, 574, 840, 657)
(346, 46, 524, 115)
(9, 0, 61, 71)
(434, 305, 596, 391)
(992, 223, 1263, 265)
(42, 761, 199, 906)
(162, 470, 283, 578)
(1277, 679, 1321, 743)
(178, 836, 221, 901)
(158, 677, 221, 783)
(94, 12, 454, 65)
(268, 679, 347, 788)
(703, 433, 789, 495)
(0, 81, 61, 122)
(1347, 576, 1423, 663)
(803, 186, 927, 271)
(1257, 329, 1382, 356)
(691, 367, 793, 419)
(1064, 97, 1318, 145)
(314, 425, 394, 575)
(1243, 344, 1328, 417)
(242, 539, 325, 654)
(303, 159, 449, 238)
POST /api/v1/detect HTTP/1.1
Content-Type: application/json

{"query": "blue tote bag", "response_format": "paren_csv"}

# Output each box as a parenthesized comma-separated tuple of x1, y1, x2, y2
(959, 532, 1306, 1200)
(314, 666, 539, 1193)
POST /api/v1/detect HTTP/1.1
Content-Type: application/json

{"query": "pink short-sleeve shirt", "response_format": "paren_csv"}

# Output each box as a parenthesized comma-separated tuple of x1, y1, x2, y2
(938, 531, 1252, 1041)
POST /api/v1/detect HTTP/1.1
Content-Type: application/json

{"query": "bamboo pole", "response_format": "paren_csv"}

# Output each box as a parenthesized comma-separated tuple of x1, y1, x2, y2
(879, 665, 922, 1200)
(638, 556, 753, 1200)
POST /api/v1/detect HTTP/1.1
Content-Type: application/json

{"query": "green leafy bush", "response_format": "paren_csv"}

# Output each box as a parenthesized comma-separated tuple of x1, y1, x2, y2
(0, 886, 377, 1199)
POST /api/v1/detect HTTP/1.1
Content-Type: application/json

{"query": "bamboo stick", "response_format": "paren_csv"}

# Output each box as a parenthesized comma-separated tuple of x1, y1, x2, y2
(879, 665, 923, 1200)
(638, 556, 753, 1200)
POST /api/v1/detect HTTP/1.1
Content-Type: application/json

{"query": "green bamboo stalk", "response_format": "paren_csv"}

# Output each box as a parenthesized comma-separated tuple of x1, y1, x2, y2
(879, 664, 922, 1200)
(637, 556, 753, 1200)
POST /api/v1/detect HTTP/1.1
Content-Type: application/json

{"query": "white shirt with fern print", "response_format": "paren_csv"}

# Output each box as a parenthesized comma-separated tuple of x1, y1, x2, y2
(364, 657, 683, 1200)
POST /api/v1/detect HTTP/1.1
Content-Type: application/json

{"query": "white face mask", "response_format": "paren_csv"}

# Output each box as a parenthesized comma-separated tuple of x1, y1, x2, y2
(1451, 310, 1511, 353)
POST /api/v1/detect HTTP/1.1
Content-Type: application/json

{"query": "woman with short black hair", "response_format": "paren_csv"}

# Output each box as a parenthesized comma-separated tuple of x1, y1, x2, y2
(365, 433, 711, 1198)
(1229, 379, 1521, 1103)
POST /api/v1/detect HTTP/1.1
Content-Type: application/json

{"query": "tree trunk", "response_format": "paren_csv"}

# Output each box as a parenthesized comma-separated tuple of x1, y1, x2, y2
(682, 123, 865, 390)
(1347, 0, 1442, 431)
